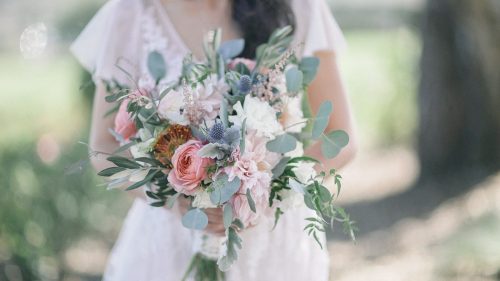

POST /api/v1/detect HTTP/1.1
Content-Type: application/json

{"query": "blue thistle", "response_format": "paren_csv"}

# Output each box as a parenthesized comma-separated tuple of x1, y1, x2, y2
(238, 75, 252, 94)
(208, 122, 226, 143)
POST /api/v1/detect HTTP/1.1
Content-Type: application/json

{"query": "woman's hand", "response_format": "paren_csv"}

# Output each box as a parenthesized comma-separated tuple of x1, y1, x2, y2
(177, 196, 226, 236)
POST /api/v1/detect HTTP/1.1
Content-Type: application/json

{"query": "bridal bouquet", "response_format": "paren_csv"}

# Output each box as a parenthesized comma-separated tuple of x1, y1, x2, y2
(96, 26, 355, 280)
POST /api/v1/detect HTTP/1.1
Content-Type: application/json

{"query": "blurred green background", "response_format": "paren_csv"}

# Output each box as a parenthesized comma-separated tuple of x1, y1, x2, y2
(1, 0, 499, 280)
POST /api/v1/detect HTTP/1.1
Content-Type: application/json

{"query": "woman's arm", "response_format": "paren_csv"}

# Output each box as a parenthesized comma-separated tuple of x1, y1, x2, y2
(305, 50, 358, 170)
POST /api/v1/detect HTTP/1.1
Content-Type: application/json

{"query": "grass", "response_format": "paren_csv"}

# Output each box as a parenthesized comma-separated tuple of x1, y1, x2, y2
(0, 54, 89, 146)
(340, 28, 420, 148)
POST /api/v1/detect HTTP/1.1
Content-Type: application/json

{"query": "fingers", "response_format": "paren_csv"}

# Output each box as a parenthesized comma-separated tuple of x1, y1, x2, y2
(174, 201, 226, 236)
(205, 222, 226, 236)
(204, 207, 225, 236)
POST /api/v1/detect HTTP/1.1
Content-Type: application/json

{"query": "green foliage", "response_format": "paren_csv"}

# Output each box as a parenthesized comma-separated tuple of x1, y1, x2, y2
(266, 133, 297, 154)
(182, 209, 209, 230)
(299, 57, 320, 85)
(217, 225, 243, 272)
(285, 66, 304, 93)
(321, 130, 350, 159)
(218, 39, 245, 61)
(147, 51, 167, 83)
(312, 101, 333, 139)
(182, 253, 225, 281)
(223, 204, 233, 229)
(245, 189, 256, 213)
(255, 26, 294, 69)
(209, 175, 241, 205)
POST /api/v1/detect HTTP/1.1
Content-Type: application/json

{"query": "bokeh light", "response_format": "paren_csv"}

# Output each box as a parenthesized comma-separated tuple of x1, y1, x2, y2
(19, 22, 48, 59)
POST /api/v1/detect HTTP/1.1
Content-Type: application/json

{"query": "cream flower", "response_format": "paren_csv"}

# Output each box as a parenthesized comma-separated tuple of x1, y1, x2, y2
(192, 190, 217, 209)
(285, 141, 304, 158)
(229, 96, 283, 138)
(158, 90, 188, 125)
(292, 162, 317, 185)
(280, 95, 307, 133)
(130, 138, 155, 159)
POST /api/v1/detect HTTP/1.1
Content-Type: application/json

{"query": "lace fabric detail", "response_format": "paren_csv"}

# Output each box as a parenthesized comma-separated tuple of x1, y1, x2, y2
(138, 3, 168, 90)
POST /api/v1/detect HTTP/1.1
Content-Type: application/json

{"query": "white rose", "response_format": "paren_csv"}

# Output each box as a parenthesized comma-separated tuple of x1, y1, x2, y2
(130, 138, 155, 159)
(292, 162, 317, 185)
(192, 190, 217, 209)
(273, 73, 287, 94)
(158, 90, 189, 125)
(228, 96, 283, 138)
(285, 141, 304, 158)
(275, 189, 304, 210)
(280, 95, 307, 133)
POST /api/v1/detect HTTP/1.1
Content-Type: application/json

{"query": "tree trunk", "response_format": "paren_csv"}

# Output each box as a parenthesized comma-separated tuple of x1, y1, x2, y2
(418, 0, 500, 182)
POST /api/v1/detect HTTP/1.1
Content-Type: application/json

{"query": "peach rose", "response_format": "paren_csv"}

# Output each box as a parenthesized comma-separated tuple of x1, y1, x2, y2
(228, 58, 256, 72)
(114, 99, 136, 141)
(168, 140, 213, 195)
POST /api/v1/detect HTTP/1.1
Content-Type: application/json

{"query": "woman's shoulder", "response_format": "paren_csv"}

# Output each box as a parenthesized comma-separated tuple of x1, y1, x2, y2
(70, 0, 147, 81)
(290, 0, 347, 56)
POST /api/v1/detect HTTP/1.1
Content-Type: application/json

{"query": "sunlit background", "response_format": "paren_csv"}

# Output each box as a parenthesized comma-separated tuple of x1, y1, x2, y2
(1, 0, 499, 280)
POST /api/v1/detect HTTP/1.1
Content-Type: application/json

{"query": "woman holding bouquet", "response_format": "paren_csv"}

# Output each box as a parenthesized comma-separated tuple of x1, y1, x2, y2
(72, 0, 357, 280)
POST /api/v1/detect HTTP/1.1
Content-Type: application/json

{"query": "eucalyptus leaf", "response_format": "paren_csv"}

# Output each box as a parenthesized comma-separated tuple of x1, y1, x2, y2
(220, 99, 229, 128)
(312, 101, 333, 139)
(285, 66, 303, 93)
(266, 134, 297, 154)
(320, 130, 349, 159)
(300, 57, 320, 85)
(147, 51, 167, 82)
(246, 189, 256, 213)
(218, 39, 245, 60)
(210, 175, 241, 205)
(271, 157, 290, 179)
(223, 204, 233, 229)
(182, 208, 209, 230)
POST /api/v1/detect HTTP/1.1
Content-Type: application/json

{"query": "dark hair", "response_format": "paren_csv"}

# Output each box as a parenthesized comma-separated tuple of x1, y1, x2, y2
(232, 0, 296, 58)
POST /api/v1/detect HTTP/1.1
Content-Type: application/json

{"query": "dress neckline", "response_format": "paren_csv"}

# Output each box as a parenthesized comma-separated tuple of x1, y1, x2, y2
(151, 0, 194, 57)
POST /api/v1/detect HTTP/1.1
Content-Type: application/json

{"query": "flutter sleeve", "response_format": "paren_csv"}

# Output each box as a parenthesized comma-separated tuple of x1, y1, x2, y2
(292, 0, 347, 57)
(70, 0, 143, 83)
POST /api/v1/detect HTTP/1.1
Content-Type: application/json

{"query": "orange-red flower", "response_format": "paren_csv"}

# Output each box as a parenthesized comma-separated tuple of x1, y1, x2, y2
(153, 125, 192, 166)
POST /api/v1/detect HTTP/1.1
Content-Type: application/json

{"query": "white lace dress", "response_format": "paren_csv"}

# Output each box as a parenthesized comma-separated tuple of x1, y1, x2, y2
(71, 0, 346, 280)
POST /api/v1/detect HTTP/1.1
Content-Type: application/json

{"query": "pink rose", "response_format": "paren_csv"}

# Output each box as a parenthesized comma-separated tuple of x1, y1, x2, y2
(228, 58, 256, 72)
(114, 99, 136, 141)
(168, 140, 213, 195)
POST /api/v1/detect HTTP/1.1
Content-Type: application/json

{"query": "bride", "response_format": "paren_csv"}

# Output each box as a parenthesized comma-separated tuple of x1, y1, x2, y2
(71, 0, 357, 280)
